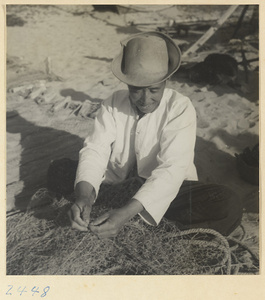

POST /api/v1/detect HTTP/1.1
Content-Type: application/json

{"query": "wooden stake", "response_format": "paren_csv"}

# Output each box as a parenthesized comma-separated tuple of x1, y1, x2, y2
(183, 5, 239, 58)
(232, 5, 249, 38)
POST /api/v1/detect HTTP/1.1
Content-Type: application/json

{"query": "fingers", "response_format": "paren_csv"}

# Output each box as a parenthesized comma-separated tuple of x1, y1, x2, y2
(67, 209, 88, 231)
(71, 220, 89, 232)
(90, 224, 112, 239)
(73, 205, 89, 227)
(89, 209, 125, 239)
(82, 205, 91, 225)
(90, 212, 109, 226)
(90, 220, 118, 239)
(67, 205, 89, 231)
(90, 228, 118, 239)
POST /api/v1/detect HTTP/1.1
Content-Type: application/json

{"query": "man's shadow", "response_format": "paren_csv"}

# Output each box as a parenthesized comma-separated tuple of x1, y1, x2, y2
(6, 111, 84, 211)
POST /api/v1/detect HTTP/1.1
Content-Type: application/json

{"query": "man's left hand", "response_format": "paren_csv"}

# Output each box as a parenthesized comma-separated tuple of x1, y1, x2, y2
(89, 198, 144, 239)
(89, 208, 128, 239)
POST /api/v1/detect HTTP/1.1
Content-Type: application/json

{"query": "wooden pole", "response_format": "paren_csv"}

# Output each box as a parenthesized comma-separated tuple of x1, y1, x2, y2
(182, 5, 239, 58)
(232, 5, 249, 38)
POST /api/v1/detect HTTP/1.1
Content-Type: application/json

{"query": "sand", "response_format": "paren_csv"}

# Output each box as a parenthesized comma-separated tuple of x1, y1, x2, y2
(6, 5, 259, 262)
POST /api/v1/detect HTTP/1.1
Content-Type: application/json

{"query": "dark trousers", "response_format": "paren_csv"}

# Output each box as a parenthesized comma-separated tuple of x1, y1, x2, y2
(164, 180, 243, 236)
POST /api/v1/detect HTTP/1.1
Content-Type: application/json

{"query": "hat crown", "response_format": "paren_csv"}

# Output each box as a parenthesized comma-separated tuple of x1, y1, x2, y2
(111, 31, 182, 87)
(122, 36, 169, 83)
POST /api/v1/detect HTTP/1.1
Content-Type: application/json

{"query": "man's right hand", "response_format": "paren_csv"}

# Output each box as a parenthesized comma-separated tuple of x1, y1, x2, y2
(68, 201, 92, 231)
(68, 181, 96, 231)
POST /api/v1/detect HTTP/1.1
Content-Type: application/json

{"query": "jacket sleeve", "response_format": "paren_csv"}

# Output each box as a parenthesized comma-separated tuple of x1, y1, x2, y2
(133, 99, 197, 225)
(74, 99, 116, 196)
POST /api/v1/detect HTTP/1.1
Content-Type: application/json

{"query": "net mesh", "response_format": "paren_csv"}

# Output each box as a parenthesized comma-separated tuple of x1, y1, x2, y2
(6, 182, 259, 275)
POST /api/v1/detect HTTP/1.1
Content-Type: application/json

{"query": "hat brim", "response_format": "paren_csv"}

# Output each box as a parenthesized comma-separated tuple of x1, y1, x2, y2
(111, 31, 182, 87)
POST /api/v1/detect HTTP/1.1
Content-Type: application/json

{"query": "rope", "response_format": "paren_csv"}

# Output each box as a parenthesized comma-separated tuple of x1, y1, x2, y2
(176, 227, 259, 275)
(231, 252, 240, 275)
(227, 236, 259, 263)
(228, 224, 246, 251)
(164, 227, 232, 274)
(184, 240, 229, 267)
(114, 226, 233, 274)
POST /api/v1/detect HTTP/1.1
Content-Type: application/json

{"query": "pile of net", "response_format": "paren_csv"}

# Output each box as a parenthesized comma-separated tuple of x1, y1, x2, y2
(7, 179, 259, 275)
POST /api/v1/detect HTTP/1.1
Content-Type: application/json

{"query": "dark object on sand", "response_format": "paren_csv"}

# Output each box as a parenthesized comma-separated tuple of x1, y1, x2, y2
(6, 14, 26, 27)
(92, 5, 119, 13)
(189, 53, 238, 85)
(235, 144, 259, 185)
(47, 158, 78, 198)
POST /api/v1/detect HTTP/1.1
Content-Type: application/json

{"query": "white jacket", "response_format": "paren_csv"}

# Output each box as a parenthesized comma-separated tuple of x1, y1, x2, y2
(75, 88, 198, 225)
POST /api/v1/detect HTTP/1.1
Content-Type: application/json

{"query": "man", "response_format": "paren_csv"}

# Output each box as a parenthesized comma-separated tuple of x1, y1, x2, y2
(68, 32, 242, 238)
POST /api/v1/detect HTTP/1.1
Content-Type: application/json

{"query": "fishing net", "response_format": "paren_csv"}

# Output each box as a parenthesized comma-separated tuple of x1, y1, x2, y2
(6, 181, 259, 275)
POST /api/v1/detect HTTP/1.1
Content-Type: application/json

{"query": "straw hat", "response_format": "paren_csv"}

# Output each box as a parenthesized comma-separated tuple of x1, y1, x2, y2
(111, 31, 181, 87)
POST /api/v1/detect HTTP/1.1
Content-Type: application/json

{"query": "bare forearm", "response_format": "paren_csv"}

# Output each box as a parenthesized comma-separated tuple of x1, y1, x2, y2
(75, 181, 95, 206)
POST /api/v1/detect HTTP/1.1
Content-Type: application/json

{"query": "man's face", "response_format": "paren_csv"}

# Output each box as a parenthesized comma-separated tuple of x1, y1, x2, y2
(128, 81, 166, 114)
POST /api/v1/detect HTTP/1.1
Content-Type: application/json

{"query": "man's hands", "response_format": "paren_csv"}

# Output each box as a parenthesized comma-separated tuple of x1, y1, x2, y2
(69, 181, 144, 239)
(90, 198, 144, 239)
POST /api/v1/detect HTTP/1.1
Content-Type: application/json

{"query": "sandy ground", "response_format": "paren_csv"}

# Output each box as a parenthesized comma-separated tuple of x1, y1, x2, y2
(6, 5, 259, 256)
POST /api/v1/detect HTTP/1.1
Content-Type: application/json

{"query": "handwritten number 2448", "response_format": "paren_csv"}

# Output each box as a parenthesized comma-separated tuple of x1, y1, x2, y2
(6, 285, 50, 297)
